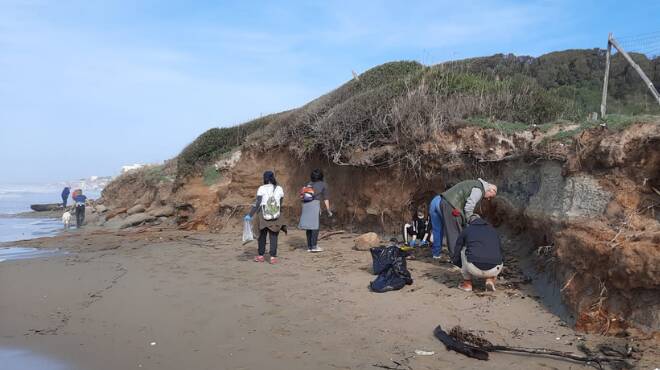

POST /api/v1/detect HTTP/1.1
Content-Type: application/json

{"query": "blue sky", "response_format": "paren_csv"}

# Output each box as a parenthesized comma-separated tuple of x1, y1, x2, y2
(1, 0, 658, 183)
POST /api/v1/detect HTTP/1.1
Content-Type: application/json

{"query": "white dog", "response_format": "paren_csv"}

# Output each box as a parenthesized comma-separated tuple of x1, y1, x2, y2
(62, 211, 71, 229)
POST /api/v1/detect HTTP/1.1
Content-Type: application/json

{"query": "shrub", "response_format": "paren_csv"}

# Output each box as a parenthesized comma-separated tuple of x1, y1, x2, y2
(202, 164, 221, 186)
(176, 116, 271, 180)
(180, 50, 660, 177)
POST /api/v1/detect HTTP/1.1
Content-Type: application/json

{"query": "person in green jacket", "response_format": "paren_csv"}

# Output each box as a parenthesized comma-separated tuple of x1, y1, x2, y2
(428, 179, 497, 259)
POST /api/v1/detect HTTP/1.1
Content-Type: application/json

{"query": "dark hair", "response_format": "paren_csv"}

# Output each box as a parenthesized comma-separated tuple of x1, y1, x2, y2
(263, 171, 277, 186)
(310, 169, 324, 182)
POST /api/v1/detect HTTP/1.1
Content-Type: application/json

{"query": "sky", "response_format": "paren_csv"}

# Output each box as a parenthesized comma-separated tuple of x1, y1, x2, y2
(1, 0, 658, 183)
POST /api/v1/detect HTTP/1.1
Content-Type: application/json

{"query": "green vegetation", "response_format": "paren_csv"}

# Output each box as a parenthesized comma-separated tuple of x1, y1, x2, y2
(176, 116, 272, 180)
(176, 49, 659, 178)
(202, 164, 221, 186)
(140, 164, 174, 186)
(602, 114, 656, 131)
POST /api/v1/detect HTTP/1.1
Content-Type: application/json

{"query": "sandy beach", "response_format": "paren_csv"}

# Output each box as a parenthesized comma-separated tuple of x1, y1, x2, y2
(1, 224, 656, 370)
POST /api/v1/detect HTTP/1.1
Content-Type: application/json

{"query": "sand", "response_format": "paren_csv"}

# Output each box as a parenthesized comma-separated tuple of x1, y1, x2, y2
(0, 226, 655, 370)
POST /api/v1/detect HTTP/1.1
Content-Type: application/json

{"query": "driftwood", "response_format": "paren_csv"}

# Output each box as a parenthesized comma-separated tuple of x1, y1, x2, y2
(434, 325, 631, 369)
(433, 325, 489, 360)
(318, 230, 345, 240)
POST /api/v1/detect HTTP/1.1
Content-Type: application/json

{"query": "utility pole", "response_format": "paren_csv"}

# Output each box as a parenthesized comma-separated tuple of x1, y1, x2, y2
(600, 33, 612, 118)
(600, 33, 660, 116)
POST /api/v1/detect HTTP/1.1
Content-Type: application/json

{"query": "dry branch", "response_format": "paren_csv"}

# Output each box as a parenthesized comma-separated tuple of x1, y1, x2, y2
(319, 230, 346, 240)
(435, 325, 631, 369)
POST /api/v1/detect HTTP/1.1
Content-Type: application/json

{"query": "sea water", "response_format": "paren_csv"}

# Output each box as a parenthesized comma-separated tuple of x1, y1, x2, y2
(0, 184, 100, 243)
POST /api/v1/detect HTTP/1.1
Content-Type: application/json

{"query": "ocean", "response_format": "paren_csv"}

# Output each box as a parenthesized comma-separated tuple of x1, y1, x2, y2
(0, 185, 100, 243)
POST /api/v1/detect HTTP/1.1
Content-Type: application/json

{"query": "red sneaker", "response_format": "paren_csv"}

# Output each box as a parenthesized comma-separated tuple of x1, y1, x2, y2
(269, 257, 278, 264)
(458, 280, 473, 292)
(254, 255, 265, 262)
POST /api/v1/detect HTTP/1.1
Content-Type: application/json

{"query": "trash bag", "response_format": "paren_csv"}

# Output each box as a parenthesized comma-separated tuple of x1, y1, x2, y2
(370, 245, 400, 275)
(370, 268, 408, 292)
(242, 220, 254, 243)
(391, 254, 413, 285)
(369, 245, 413, 293)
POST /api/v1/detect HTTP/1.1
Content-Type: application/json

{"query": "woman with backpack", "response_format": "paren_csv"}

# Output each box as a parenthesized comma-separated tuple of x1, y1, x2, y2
(299, 169, 332, 252)
(244, 171, 285, 264)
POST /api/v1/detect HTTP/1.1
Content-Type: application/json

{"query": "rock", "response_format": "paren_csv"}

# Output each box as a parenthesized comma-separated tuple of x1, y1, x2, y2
(30, 203, 62, 212)
(148, 205, 174, 218)
(127, 204, 146, 215)
(119, 213, 155, 229)
(102, 216, 124, 229)
(105, 207, 127, 220)
(354, 232, 380, 251)
(94, 204, 108, 213)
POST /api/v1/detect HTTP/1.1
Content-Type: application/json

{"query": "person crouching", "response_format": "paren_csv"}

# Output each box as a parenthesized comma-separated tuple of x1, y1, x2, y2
(451, 214, 503, 292)
(403, 209, 431, 247)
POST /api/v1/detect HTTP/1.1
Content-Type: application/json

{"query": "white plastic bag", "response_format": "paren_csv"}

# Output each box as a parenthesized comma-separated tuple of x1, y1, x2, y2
(242, 220, 254, 243)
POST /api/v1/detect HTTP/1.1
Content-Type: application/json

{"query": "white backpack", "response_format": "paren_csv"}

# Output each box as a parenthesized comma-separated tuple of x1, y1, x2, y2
(261, 185, 281, 221)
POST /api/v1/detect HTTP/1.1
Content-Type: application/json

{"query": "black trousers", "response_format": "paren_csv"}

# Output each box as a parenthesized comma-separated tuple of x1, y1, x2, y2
(258, 229, 279, 257)
(306, 229, 319, 250)
(76, 205, 85, 228)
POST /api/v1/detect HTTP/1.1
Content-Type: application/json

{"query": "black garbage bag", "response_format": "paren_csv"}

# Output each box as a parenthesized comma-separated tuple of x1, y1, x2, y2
(370, 268, 408, 292)
(369, 245, 413, 293)
(391, 254, 413, 285)
(370, 245, 400, 275)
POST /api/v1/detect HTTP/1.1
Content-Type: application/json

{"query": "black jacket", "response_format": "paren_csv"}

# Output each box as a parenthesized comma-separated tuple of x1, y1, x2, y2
(451, 218, 503, 267)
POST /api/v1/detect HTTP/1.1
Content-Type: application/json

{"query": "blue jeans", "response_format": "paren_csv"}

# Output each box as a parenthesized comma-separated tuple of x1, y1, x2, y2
(429, 195, 444, 257)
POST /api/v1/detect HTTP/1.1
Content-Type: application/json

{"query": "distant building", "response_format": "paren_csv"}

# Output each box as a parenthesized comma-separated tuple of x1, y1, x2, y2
(121, 164, 145, 173)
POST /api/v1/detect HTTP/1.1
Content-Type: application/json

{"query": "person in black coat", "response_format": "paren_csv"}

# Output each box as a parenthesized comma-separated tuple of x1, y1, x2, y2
(452, 214, 503, 292)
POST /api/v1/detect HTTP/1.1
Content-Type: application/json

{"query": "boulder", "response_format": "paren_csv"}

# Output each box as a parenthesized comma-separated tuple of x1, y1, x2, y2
(105, 207, 127, 220)
(30, 203, 62, 212)
(148, 205, 175, 218)
(94, 204, 108, 213)
(127, 204, 146, 215)
(119, 213, 155, 229)
(354, 232, 380, 251)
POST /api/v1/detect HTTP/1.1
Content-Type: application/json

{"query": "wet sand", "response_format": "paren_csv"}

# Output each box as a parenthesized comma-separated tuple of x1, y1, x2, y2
(0, 226, 656, 369)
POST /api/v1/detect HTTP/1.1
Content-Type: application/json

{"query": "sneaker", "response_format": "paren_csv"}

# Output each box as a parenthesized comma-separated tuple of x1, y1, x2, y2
(311, 246, 324, 252)
(254, 255, 265, 262)
(269, 257, 278, 264)
(432, 255, 442, 259)
(458, 281, 473, 292)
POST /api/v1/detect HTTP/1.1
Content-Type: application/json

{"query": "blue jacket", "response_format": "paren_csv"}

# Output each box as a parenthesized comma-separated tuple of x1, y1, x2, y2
(452, 218, 503, 267)
(62, 187, 70, 198)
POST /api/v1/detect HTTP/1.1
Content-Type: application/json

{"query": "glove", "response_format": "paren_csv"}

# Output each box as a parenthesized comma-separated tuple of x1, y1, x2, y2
(451, 208, 461, 217)
(244, 214, 252, 221)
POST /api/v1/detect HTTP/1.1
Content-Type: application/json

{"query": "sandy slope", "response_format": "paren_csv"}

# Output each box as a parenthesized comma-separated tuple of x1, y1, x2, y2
(0, 227, 654, 370)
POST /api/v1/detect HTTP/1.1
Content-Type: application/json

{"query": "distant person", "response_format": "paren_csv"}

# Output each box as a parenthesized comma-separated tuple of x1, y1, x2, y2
(61, 186, 70, 208)
(298, 169, 332, 252)
(403, 208, 431, 247)
(244, 171, 285, 264)
(429, 179, 497, 259)
(73, 191, 87, 228)
(452, 214, 503, 292)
